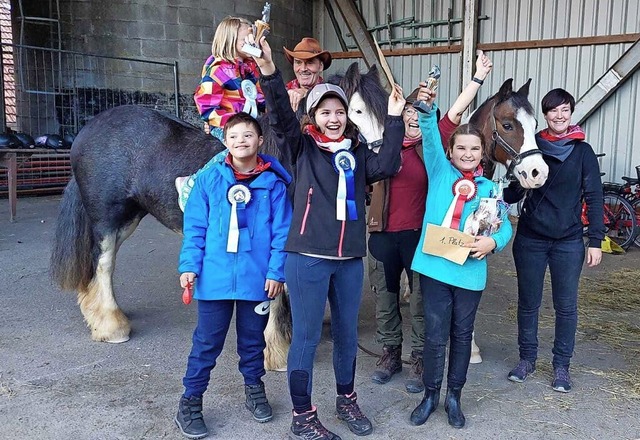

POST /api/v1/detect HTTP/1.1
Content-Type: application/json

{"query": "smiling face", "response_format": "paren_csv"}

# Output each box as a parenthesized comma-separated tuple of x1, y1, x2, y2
(293, 57, 323, 88)
(224, 121, 263, 169)
(449, 134, 483, 173)
(402, 105, 420, 139)
(543, 102, 572, 136)
(313, 97, 347, 140)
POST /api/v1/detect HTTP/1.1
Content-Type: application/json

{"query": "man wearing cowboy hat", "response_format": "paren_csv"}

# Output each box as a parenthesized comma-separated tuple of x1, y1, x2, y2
(283, 37, 332, 112)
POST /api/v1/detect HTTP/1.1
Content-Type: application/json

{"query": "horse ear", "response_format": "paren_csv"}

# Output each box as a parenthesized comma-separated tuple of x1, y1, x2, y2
(516, 78, 532, 98)
(497, 79, 514, 99)
(342, 62, 361, 97)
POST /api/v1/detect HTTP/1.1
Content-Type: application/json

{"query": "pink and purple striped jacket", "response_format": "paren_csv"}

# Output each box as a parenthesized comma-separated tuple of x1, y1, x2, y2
(193, 56, 265, 128)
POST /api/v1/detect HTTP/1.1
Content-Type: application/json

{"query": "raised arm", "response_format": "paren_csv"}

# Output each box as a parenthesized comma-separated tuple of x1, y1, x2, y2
(447, 50, 493, 125)
(252, 37, 305, 164)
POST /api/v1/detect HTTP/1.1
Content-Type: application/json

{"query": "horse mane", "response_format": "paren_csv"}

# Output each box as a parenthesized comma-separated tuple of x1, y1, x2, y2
(327, 62, 388, 126)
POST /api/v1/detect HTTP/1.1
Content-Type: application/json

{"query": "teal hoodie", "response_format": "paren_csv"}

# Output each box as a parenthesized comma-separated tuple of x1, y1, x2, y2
(411, 105, 512, 291)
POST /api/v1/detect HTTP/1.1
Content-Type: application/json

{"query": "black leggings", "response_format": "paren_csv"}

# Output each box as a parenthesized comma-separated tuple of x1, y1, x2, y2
(368, 229, 421, 294)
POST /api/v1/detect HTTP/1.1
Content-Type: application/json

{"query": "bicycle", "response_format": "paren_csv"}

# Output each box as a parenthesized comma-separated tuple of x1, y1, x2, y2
(602, 165, 640, 247)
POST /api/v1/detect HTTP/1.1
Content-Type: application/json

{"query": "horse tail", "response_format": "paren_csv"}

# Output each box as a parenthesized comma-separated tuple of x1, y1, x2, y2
(50, 177, 96, 291)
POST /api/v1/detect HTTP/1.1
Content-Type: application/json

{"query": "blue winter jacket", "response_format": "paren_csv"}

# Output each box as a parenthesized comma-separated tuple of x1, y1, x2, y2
(411, 105, 513, 291)
(179, 152, 292, 301)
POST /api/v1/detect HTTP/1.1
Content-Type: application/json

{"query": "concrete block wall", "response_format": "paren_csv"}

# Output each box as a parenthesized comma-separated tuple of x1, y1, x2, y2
(58, 0, 315, 95)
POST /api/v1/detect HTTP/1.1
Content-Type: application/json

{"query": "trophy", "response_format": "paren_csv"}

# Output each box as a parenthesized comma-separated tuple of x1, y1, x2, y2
(413, 65, 441, 114)
(241, 2, 271, 58)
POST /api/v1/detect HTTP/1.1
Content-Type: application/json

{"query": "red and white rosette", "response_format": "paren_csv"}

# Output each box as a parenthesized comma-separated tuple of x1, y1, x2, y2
(441, 177, 477, 230)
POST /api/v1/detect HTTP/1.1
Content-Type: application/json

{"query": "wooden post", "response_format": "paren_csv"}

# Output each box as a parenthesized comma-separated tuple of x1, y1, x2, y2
(462, 0, 479, 94)
(3, 152, 18, 222)
(332, 0, 393, 91)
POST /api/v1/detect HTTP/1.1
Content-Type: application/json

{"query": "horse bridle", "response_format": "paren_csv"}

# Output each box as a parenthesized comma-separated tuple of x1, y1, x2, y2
(489, 105, 542, 177)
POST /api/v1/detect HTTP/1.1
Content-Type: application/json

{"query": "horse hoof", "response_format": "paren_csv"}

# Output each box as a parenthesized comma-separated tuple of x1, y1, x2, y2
(105, 335, 130, 344)
(470, 352, 483, 364)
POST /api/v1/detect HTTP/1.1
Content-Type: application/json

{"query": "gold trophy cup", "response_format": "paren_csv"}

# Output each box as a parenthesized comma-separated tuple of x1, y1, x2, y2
(241, 3, 271, 58)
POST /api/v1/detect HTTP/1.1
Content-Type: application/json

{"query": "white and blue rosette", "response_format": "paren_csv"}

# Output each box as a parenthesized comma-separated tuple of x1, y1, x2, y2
(332, 150, 358, 221)
(240, 79, 258, 118)
(226, 184, 252, 252)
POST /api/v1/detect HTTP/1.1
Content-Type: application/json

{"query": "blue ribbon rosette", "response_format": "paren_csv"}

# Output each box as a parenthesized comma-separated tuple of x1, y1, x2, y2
(332, 150, 358, 221)
(227, 184, 252, 252)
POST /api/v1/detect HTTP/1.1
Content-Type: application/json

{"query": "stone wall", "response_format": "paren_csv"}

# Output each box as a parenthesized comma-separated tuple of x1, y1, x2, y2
(58, 0, 313, 93)
(8, 0, 313, 132)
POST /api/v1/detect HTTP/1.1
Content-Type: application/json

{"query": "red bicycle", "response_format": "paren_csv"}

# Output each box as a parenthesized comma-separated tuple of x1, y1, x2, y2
(601, 165, 640, 248)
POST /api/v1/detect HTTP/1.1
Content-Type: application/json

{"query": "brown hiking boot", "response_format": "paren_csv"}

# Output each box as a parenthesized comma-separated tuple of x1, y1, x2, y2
(405, 350, 424, 393)
(371, 345, 402, 384)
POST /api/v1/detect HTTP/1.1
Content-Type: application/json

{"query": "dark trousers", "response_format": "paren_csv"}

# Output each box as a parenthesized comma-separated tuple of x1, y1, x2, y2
(183, 299, 269, 398)
(285, 253, 364, 410)
(368, 230, 424, 351)
(512, 233, 585, 368)
(420, 275, 482, 390)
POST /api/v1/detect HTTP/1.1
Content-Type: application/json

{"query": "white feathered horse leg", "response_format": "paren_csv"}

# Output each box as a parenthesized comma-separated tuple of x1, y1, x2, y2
(263, 289, 292, 371)
(470, 331, 482, 364)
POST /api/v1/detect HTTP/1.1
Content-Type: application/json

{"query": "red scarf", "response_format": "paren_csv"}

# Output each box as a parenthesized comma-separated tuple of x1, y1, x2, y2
(286, 77, 324, 91)
(303, 124, 352, 152)
(225, 155, 271, 180)
(538, 125, 586, 142)
(402, 135, 421, 149)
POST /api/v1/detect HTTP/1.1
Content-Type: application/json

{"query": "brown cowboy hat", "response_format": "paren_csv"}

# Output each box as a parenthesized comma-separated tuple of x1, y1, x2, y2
(283, 37, 332, 70)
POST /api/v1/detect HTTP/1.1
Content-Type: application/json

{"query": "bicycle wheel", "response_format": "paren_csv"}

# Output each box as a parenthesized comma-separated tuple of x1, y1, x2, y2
(602, 192, 637, 249)
(632, 197, 640, 247)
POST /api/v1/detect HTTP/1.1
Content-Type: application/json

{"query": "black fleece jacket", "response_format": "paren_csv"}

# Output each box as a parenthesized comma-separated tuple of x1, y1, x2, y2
(504, 140, 605, 248)
(260, 69, 405, 257)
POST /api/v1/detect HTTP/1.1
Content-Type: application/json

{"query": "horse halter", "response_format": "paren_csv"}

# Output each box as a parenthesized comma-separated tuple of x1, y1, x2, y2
(489, 104, 542, 177)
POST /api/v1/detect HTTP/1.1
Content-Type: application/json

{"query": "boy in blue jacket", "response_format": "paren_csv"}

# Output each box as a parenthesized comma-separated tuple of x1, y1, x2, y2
(175, 112, 292, 439)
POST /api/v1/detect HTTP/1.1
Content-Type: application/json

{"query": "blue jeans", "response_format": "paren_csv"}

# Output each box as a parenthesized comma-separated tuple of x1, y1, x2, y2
(420, 275, 482, 390)
(183, 299, 269, 398)
(512, 233, 585, 369)
(285, 253, 364, 411)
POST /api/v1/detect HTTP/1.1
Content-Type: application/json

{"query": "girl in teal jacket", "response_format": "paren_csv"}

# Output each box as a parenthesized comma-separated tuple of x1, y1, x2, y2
(409, 96, 512, 430)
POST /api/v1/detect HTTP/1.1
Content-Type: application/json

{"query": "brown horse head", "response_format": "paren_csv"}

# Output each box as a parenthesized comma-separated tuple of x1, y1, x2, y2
(470, 78, 549, 189)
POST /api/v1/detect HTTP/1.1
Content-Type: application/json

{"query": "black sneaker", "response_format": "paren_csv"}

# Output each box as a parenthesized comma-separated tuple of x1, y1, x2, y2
(508, 359, 536, 383)
(175, 395, 208, 439)
(289, 407, 341, 440)
(336, 392, 373, 436)
(552, 366, 572, 393)
(245, 383, 273, 422)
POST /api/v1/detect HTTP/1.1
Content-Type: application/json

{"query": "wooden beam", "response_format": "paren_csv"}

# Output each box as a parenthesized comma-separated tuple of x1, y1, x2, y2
(332, 45, 463, 59)
(478, 33, 640, 51)
(330, 34, 640, 60)
(573, 38, 640, 125)
(331, 0, 393, 89)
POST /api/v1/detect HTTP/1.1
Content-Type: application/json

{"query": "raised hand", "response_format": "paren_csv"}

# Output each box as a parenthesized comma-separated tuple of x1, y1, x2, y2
(250, 36, 276, 75)
(388, 83, 406, 116)
(474, 50, 493, 81)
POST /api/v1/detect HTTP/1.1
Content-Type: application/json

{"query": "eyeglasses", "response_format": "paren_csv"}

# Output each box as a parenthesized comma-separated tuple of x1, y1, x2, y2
(403, 107, 417, 117)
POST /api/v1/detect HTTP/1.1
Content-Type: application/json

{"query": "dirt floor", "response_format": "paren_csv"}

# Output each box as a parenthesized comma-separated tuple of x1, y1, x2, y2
(1, 196, 639, 440)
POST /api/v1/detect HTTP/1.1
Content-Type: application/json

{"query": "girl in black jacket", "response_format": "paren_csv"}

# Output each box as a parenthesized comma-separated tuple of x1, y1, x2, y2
(252, 36, 405, 439)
